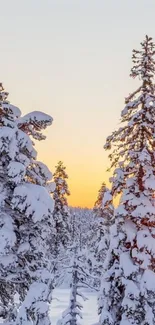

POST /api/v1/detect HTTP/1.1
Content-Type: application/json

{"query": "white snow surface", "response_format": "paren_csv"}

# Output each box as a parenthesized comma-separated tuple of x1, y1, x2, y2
(120, 252, 138, 277)
(102, 190, 112, 207)
(17, 111, 53, 125)
(50, 289, 98, 325)
(141, 269, 155, 291)
(2, 102, 21, 118)
(12, 183, 54, 222)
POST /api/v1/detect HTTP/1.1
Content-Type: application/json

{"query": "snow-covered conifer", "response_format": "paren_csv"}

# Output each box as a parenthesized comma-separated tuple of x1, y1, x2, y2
(94, 183, 113, 219)
(0, 83, 54, 323)
(56, 248, 89, 325)
(58, 208, 94, 288)
(86, 184, 114, 289)
(90, 183, 114, 286)
(99, 35, 155, 324)
(53, 161, 70, 254)
(93, 183, 114, 255)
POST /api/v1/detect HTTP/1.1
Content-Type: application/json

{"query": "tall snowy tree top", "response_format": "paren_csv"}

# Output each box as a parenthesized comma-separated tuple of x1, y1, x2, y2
(0, 84, 53, 138)
(130, 35, 155, 93)
(0, 82, 54, 194)
(94, 182, 114, 222)
(104, 35, 155, 198)
(0, 84, 54, 187)
(52, 161, 70, 250)
(0, 83, 21, 123)
(53, 161, 70, 204)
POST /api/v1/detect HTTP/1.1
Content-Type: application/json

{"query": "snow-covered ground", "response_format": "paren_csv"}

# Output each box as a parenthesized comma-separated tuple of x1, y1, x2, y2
(50, 288, 98, 325)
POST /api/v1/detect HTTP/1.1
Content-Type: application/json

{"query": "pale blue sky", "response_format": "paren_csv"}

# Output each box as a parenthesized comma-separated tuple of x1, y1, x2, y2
(0, 0, 155, 206)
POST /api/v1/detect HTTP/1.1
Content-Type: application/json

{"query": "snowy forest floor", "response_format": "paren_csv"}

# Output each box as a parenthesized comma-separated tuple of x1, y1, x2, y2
(50, 288, 98, 325)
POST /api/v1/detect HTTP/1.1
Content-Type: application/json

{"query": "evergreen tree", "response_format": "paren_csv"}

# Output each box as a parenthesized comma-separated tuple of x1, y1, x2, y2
(94, 182, 113, 219)
(88, 183, 114, 288)
(59, 208, 94, 288)
(99, 36, 155, 324)
(0, 83, 54, 324)
(56, 248, 90, 325)
(53, 161, 70, 254)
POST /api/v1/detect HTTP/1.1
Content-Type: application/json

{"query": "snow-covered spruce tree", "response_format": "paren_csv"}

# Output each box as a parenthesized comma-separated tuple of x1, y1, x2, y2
(56, 248, 90, 325)
(89, 183, 114, 287)
(0, 83, 55, 324)
(99, 35, 155, 325)
(93, 182, 114, 256)
(94, 183, 113, 218)
(53, 161, 70, 254)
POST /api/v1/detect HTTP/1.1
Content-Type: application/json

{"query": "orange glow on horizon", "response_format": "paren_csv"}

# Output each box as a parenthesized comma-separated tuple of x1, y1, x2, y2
(37, 147, 111, 208)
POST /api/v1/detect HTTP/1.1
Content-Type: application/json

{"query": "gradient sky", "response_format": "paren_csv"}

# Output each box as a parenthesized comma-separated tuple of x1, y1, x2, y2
(0, 0, 155, 207)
